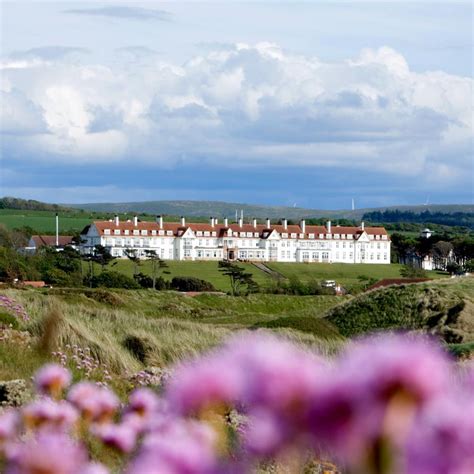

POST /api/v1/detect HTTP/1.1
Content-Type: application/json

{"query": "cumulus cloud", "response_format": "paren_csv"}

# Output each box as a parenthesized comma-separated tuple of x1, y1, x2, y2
(64, 6, 171, 22)
(0, 43, 472, 184)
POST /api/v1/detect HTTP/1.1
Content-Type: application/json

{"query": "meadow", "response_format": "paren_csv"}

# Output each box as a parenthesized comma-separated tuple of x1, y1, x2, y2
(95, 259, 445, 292)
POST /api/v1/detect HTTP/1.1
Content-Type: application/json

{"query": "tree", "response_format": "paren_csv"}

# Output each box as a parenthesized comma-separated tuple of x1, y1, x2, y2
(92, 245, 115, 272)
(400, 265, 427, 278)
(432, 241, 454, 270)
(124, 248, 141, 277)
(218, 260, 258, 296)
(144, 250, 169, 290)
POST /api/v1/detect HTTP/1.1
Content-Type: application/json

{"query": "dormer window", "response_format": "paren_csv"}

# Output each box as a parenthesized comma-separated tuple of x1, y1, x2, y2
(196, 231, 202, 236)
(159, 230, 164, 236)
(382, 235, 387, 240)
(133, 230, 139, 235)
(309, 233, 315, 239)
(124, 230, 129, 235)
(326, 234, 332, 239)
(211, 232, 216, 237)
(334, 234, 340, 239)
(114, 229, 120, 235)
(141, 230, 147, 235)
(254, 233, 259, 237)
(291, 233, 297, 238)
(299, 233, 304, 238)
(104, 229, 111, 235)
(341, 234, 346, 239)
(204, 231, 210, 237)
(151, 230, 156, 236)
(166, 231, 173, 236)
(282, 233, 288, 238)
(319, 233, 324, 239)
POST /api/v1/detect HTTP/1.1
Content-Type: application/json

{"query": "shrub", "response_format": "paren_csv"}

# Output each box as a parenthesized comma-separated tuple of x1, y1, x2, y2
(0, 311, 20, 329)
(170, 276, 216, 292)
(123, 335, 153, 363)
(89, 271, 140, 289)
(400, 265, 427, 278)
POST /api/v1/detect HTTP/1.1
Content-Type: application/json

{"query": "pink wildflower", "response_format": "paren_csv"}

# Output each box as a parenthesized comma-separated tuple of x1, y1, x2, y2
(67, 382, 119, 424)
(34, 364, 71, 398)
(5, 432, 88, 474)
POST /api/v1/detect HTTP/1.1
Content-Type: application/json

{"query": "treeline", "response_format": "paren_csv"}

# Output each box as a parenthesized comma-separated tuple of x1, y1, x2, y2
(363, 210, 474, 229)
(0, 197, 72, 212)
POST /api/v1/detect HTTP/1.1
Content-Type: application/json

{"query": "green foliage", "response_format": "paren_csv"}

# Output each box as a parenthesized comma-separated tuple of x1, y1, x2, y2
(253, 315, 342, 339)
(170, 277, 216, 292)
(363, 209, 474, 228)
(447, 342, 474, 359)
(89, 271, 141, 289)
(218, 260, 258, 296)
(400, 265, 427, 278)
(324, 281, 469, 342)
(0, 311, 20, 329)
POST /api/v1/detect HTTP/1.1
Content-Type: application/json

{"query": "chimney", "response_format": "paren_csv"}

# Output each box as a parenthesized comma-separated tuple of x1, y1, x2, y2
(114, 215, 119, 226)
(210, 217, 215, 227)
(214, 218, 218, 225)
(327, 220, 332, 234)
(361, 221, 365, 231)
(283, 219, 288, 230)
(133, 216, 138, 226)
(156, 215, 163, 228)
(180, 216, 186, 227)
(224, 217, 229, 227)
(300, 219, 306, 233)
(55, 213, 59, 246)
(238, 217, 243, 228)
(252, 218, 257, 228)
(266, 218, 271, 228)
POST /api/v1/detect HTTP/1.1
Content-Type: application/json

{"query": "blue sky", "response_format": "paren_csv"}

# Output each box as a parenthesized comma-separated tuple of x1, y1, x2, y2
(1, 1, 472, 209)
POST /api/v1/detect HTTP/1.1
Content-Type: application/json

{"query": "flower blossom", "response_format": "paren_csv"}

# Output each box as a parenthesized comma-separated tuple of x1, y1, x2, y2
(34, 364, 72, 398)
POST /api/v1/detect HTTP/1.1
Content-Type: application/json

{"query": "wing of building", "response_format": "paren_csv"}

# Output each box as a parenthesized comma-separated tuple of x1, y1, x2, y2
(79, 216, 391, 264)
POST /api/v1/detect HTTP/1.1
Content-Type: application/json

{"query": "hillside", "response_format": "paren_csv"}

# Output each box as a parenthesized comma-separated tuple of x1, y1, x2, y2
(323, 278, 474, 343)
(67, 200, 474, 220)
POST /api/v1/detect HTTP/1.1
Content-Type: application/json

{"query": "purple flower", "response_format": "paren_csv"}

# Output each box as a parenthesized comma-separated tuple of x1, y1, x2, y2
(126, 418, 219, 474)
(126, 388, 160, 418)
(67, 382, 119, 424)
(167, 356, 245, 414)
(22, 399, 79, 432)
(0, 410, 19, 448)
(405, 394, 474, 474)
(92, 423, 138, 453)
(5, 432, 88, 474)
(34, 364, 71, 398)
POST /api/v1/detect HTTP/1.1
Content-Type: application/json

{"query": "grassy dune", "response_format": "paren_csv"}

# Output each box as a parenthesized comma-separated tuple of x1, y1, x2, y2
(0, 289, 345, 390)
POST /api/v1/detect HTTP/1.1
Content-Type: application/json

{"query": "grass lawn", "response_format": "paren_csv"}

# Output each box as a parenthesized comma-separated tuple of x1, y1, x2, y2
(95, 259, 272, 292)
(0, 210, 92, 233)
(266, 262, 446, 287)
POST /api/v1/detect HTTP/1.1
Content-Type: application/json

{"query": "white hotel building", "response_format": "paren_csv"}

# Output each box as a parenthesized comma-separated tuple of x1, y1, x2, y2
(80, 216, 391, 264)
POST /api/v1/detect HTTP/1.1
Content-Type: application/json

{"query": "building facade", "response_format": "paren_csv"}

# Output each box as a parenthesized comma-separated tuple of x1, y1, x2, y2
(80, 216, 391, 264)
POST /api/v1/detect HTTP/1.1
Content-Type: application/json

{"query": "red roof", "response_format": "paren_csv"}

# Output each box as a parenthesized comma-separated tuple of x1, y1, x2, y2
(31, 235, 74, 247)
(91, 220, 389, 240)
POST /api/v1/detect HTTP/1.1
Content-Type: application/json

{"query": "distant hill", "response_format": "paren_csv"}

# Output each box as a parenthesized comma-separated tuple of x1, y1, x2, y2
(68, 200, 474, 221)
(0, 197, 72, 212)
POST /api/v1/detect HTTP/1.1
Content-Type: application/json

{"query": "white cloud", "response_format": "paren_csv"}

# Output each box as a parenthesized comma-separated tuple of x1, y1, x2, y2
(0, 43, 472, 183)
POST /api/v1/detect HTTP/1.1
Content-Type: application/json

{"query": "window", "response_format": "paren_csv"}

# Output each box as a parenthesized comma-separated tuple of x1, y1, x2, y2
(166, 231, 173, 236)
(291, 233, 297, 238)
(141, 230, 147, 235)
(104, 229, 111, 235)
(114, 229, 120, 235)
(309, 234, 315, 239)
(124, 230, 129, 235)
(133, 230, 139, 235)
(319, 233, 324, 239)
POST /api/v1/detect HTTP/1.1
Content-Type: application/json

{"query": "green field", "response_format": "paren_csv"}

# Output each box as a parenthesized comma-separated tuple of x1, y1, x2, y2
(90, 260, 272, 292)
(266, 262, 446, 287)
(0, 209, 163, 234)
(87, 260, 446, 292)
